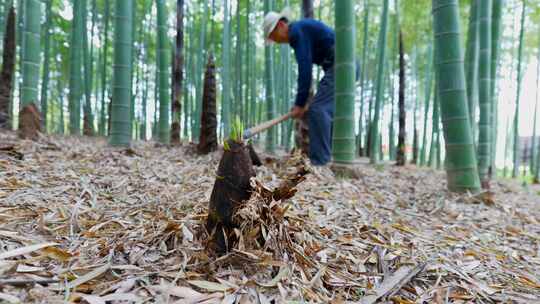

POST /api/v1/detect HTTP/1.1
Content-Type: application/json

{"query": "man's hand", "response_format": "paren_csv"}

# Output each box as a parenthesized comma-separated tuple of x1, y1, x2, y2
(291, 106, 306, 119)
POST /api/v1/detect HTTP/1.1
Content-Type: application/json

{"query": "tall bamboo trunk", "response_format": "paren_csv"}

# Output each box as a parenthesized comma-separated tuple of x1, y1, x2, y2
(264, 0, 276, 153)
(109, 0, 133, 146)
(82, 0, 95, 136)
(302, 0, 313, 18)
(193, 1, 208, 141)
(171, 0, 184, 144)
(69, 0, 83, 135)
(40, 0, 51, 131)
(420, 43, 433, 166)
(19, 0, 41, 139)
(369, 0, 389, 164)
(465, 0, 479, 133)
(0, 7, 15, 129)
(432, 0, 481, 192)
(99, 0, 110, 136)
(388, 8, 399, 161)
(222, 0, 231, 137)
(357, 0, 370, 156)
(490, 0, 504, 176)
(429, 84, 440, 168)
(332, 0, 356, 163)
(396, 31, 406, 166)
(477, 0, 492, 187)
(522, 139, 528, 177)
(58, 81, 65, 134)
(234, 0, 242, 120)
(20, 0, 40, 107)
(512, 1, 526, 178)
(533, 28, 540, 181)
(157, 0, 170, 144)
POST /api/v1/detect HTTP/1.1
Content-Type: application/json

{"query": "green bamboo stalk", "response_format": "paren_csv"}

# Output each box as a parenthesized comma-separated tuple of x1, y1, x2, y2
(153, 61, 158, 139)
(69, 0, 83, 134)
(388, 6, 398, 161)
(512, 1, 526, 178)
(193, 1, 208, 141)
(532, 27, 540, 178)
(283, 7, 293, 149)
(357, 0, 369, 156)
(490, 0, 504, 174)
(332, 0, 356, 163)
(221, 0, 231, 137)
(141, 52, 149, 140)
(503, 115, 511, 177)
(157, 0, 170, 144)
(420, 42, 433, 166)
(183, 8, 190, 139)
(532, 94, 538, 176)
(245, 0, 251, 127)
(130, 2, 136, 138)
(234, 0, 242, 119)
(0, 2, 4, 43)
(109, 0, 133, 146)
(432, 0, 481, 192)
(429, 84, 440, 168)
(263, 0, 275, 152)
(82, 0, 95, 136)
(368, 0, 389, 164)
(39, 0, 51, 131)
(465, 0, 479, 132)
(477, 0, 492, 185)
(0, 4, 15, 130)
(171, 0, 183, 144)
(249, 2, 258, 131)
(90, 0, 97, 105)
(20, 0, 40, 107)
(58, 79, 65, 134)
(99, 0, 110, 136)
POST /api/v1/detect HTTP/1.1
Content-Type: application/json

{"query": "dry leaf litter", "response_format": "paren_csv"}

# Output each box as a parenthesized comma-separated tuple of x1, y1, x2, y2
(0, 132, 539, 303)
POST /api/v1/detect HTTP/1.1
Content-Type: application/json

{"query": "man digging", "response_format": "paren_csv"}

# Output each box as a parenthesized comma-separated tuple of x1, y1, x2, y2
(264, 8, 336, 166)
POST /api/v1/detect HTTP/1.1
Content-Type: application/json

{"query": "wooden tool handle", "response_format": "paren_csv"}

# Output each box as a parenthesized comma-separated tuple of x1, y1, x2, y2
(243, 112, 293, 140)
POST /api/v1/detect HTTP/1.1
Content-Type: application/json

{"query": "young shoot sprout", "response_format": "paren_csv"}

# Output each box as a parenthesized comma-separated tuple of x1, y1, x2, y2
(223, 116, 244, 151)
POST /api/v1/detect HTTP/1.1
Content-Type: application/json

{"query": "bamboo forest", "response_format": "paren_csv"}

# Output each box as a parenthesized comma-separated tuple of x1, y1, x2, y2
(2, 0, 540, 302)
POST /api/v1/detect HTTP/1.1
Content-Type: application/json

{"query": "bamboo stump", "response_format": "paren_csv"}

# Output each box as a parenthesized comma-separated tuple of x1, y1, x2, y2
(18, 103, 41, 140)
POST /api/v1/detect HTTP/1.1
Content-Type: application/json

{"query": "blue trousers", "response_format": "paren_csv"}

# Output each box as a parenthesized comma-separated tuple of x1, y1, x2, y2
(308, 69, 334, 166)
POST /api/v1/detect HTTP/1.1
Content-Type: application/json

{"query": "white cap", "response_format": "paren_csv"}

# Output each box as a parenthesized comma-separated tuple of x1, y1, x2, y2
(263, 7, 292, 45)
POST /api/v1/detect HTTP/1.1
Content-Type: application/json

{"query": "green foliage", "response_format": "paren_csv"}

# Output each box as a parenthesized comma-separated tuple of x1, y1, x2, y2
(229, 116, 244, 143)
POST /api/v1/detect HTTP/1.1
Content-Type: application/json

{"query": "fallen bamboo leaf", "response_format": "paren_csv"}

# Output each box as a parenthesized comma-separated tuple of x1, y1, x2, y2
(151, 284, 202, 298)
(79, 294, 106, 304)
(66, 263, 111, 290)
(102, 293, 141, 302)
(360, 263, 426, 304)
(41, 246, 73, 262)
(0, 278, 60, 286)
(0, 242, 59, 260)
(259, 266, 289, 287)
(188, 280, 231, 292)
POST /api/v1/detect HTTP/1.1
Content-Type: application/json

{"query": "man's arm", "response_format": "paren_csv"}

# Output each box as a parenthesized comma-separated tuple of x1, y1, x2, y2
(292, 29, 313, 108)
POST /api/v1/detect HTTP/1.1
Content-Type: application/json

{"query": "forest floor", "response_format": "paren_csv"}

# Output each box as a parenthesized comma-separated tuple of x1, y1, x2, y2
(0, 132, 539, 304)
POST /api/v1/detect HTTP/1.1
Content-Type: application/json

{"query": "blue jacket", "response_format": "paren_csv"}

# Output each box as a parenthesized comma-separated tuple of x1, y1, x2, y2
(288, 19, 335, 107)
